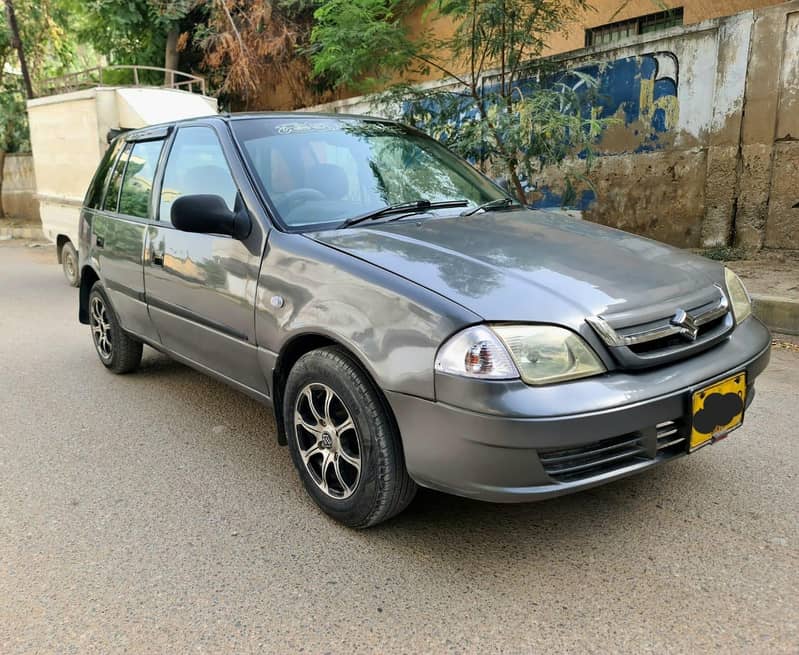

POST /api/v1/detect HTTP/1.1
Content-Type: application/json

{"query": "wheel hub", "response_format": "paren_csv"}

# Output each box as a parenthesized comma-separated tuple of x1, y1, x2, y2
(320, 431, 334, 449)
(294, 383, 362, 499)
(90, 295, 113, 360)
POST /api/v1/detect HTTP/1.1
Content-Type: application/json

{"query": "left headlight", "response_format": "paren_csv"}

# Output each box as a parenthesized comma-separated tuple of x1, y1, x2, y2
(435, 324, 605, 385)
(493, 325, 606, 385)
(724, 268, 752, 324)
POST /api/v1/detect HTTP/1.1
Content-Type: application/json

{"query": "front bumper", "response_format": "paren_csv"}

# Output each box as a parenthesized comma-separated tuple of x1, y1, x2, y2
(386, 317, 771, 502)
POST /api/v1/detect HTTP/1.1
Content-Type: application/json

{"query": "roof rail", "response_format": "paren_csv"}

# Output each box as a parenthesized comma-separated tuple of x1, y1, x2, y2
(35, 65, 207, 97)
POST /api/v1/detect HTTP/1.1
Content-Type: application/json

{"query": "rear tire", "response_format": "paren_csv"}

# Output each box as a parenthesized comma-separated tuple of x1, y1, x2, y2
(88, 282, 142, 374)
(284, 346, 417, 528)
(61, 241, 79, 287)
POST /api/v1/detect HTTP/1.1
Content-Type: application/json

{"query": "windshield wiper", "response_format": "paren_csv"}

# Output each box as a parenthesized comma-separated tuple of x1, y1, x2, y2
(338, 199, 469, 229)
(460, 197, 517, 216)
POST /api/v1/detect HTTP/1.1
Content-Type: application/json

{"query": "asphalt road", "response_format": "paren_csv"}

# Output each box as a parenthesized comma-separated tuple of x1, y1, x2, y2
(1, 241, 797, 654)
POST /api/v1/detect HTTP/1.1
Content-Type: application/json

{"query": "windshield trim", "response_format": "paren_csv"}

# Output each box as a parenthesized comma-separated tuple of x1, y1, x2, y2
(229, 116, 515, 234)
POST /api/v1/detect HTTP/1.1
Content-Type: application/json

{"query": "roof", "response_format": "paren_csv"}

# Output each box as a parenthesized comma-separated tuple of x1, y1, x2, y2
(120, 111, 400, 139)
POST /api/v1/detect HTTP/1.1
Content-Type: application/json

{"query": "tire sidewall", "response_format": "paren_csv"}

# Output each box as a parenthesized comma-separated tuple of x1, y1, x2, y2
(62, 242, 79, 287)
(284, 350, 385, 525)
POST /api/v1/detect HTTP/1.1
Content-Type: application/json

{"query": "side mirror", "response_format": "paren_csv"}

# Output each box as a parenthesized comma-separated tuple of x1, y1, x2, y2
(171, 194, 251, 240)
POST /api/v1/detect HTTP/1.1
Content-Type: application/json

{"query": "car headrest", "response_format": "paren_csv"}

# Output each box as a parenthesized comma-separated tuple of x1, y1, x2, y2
(305, 164, 350, 200)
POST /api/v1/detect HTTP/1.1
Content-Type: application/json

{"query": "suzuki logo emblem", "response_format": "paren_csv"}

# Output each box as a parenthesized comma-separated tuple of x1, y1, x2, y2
(671, 309, 699, 341)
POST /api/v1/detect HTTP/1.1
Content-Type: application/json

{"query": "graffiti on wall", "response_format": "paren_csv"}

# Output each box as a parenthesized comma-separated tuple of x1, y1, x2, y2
(569, 51, 680, 152)
(531, 51, 681, 209)
(403, 51, 681, 208)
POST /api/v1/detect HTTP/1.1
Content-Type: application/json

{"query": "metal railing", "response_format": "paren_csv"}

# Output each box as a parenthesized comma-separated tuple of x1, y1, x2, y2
(35, 65, 207, 97)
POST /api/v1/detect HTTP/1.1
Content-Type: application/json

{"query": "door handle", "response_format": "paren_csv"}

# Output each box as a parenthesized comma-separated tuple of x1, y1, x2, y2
(95, 234, 104, 249)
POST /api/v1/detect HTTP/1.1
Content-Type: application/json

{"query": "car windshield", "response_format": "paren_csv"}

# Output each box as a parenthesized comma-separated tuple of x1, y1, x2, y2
(230, 117, 512, 230)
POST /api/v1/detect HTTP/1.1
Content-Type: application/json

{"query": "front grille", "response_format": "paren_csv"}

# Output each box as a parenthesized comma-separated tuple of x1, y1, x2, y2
(586, 285, 734, 369)
(539, 418, 687, 484)
(539, 433, 648, 483)
(628, 314, 727, 356)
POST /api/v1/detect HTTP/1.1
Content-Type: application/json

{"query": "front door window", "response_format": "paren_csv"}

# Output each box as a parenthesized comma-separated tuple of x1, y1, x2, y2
(159, 127, 238, 224)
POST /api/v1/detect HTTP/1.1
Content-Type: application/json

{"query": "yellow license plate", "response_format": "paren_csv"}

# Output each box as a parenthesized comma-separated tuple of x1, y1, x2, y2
(690, 373, 746, 450)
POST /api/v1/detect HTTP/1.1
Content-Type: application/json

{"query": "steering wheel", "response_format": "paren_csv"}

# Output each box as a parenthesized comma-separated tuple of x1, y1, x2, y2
(278, 188, 327, 214)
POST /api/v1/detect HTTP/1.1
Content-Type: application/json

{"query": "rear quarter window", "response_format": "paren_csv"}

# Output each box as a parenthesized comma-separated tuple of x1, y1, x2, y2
(84, 139, 124, 210)
(103, 144, 132, 213)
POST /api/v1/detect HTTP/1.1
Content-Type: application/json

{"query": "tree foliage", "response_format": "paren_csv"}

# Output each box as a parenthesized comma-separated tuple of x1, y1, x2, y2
(310, 0, 416, 90)
(190, 0, 323, 108)
(79, 0, 185, 68)
(311, 0, 615, 204)
(1, 0, 88, 153)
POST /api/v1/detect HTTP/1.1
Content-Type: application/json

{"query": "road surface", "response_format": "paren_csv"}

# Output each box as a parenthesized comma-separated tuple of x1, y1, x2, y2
(1, 242, 797, 653)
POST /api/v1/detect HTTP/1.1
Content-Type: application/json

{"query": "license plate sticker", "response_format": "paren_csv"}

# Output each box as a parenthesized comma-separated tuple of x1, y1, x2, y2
(690, 373, 746, 450)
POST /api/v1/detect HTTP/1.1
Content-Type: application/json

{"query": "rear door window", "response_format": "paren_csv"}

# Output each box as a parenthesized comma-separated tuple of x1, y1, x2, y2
(159, 127, 238, 224)
(118, 140, 164, 219)
(85, 139, 125, 210)
(103, 144, 131, 213)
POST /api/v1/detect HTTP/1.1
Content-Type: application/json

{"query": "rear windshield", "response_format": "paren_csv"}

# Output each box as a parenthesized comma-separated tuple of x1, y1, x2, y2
(231, 117, 507, 231)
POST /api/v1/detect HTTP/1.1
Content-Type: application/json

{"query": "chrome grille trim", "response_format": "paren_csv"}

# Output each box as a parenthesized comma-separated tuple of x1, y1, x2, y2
(587, 285, 730, 348)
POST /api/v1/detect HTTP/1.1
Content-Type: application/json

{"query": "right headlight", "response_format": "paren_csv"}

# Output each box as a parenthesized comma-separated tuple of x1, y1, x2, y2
(724, 268, 752, 324)
(435, 324, 605, 385)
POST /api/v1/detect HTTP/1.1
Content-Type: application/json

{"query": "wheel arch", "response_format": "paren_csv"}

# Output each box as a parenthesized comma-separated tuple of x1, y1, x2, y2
(78, 265, 100, 324)
(55, 235, 71, 263)
(271, 332, 400, 449)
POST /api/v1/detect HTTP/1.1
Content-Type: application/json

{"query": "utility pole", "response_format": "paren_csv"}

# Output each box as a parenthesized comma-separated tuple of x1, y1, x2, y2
(4, 0, 35, 98)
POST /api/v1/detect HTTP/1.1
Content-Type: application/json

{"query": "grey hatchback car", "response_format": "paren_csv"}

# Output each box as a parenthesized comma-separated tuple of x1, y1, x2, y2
(78, 113, 771, 527)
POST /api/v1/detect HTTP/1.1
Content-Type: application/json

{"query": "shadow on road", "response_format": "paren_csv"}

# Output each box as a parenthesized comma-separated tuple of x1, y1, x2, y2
(123, 345, 703, 553)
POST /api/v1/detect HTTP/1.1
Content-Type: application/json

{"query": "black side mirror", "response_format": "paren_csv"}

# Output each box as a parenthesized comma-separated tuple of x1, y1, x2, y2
(171, 194, 251, 240)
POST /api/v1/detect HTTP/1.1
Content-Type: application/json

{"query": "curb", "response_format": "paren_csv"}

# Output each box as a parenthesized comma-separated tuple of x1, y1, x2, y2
(0, 226, 46, 241)
(752, 295, 799, 336)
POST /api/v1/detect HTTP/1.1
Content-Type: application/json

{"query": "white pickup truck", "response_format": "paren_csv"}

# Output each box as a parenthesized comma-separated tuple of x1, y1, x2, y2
(27, 68, 217, 285)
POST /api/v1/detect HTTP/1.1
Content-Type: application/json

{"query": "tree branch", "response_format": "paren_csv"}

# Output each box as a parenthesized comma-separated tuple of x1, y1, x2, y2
(411, 53, 470, 87)
(509, 2, 543, 88)
(217, 0, 247, 55)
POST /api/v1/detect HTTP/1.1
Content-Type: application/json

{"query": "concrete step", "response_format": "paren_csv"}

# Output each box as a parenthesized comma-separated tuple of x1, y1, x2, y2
(0, 225, 45, 241)
(752, 295, 799, 336)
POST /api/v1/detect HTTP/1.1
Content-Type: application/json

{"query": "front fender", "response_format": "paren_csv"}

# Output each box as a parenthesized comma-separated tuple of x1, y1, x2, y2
(255, 231, 478, 400)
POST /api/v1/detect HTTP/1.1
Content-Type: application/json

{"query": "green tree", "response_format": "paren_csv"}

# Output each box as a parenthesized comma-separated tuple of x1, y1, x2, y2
(79, 0, 195, 82)
(1, 0, 86, 217)
(310, 0, 613, 204)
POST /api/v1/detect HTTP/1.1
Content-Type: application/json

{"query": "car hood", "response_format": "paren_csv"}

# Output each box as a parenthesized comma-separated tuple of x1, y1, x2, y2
(308, 210, 723, 327)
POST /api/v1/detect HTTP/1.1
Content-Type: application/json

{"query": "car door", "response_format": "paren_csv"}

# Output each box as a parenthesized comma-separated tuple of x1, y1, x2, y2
(144, 123, 267, 394)
(92, 134, 163, 343)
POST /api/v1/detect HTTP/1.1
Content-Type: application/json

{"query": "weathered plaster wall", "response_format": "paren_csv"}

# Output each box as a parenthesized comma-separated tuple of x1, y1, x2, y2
(400, 1, 789, 85)
(700, 11, 752, 247)
(765, 9, 799, 249)
(1, 154, 39, 221)
(303, 1, 799, 250)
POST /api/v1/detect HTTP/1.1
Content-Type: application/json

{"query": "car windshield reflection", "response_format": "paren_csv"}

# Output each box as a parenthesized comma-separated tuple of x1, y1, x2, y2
(231, 117, 511, 230)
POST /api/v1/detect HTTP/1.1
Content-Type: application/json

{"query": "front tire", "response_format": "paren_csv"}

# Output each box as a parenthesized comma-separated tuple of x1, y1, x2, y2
(61, 241, 79, 287)
(284, 347, 417, 528)
(88, 282, 142, 374)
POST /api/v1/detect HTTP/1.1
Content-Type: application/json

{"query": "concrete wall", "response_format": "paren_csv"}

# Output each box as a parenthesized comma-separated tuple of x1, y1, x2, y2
(303, 1, 799, 250)
(401, 0, 788, 76)
(1, 154, 39, 221)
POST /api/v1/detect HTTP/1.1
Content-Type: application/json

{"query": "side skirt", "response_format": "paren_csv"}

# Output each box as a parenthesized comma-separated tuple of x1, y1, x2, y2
(125, 328, 274, 409)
